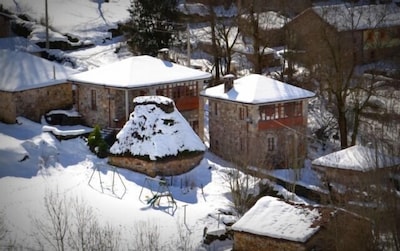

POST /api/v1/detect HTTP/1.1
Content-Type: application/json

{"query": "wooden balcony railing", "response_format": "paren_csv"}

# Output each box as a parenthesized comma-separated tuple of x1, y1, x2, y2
(258, 116, 304, 130)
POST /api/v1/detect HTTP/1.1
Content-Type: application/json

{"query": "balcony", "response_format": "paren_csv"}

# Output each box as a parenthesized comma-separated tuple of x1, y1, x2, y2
(174, 96, 199, 111)
(258, 116, 304, 130)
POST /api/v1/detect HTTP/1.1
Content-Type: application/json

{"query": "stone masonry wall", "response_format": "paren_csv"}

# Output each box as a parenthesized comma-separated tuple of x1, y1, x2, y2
(77, 82, 206, 133)
(108, 153, 204, 177)
(1, 83, 73, 123)
(76, 84, 110, 128)
(207, 98, 308, 169)
(0, 91, 16, 123)
(233, 231, 306, 251)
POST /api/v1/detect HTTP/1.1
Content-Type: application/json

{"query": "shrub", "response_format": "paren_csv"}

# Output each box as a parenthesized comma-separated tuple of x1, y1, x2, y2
(87, 125, 108, 158)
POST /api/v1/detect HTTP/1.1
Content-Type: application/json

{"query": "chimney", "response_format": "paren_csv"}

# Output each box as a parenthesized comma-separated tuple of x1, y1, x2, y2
(157, 48, 170, 61)
(223, 74, 235, 93)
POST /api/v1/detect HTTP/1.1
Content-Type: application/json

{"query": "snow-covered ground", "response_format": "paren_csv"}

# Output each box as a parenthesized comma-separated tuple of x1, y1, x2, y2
(0, 115, 327, 250)
(0, 1, 348, 249)
(0, 117, 237, 250)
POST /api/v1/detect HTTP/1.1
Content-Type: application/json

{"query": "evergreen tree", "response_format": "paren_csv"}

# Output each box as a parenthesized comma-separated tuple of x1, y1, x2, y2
(124, 0, 181, 56)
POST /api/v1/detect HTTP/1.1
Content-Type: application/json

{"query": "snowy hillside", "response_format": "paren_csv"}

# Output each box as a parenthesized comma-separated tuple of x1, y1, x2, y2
(1, 0, 133, 71)
(1, 0, 131, 44)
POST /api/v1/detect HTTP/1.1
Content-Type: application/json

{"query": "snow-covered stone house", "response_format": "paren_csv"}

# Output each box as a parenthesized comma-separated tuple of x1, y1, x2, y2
(286, 3, 400, 65)
(0, 49, 76, 123)
(231, 196, 373, 251)
(312, 145, 400, 189)
(68, 55, 212, 138)
(109, 96, 205, 177)
(201, 74, 315, 169)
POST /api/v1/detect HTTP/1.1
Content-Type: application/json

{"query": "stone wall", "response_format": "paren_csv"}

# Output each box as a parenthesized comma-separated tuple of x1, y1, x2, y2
(15, 83, 73, 122)
(108, 152, 204, 177)
(287, 8, 399, 66)
(76, 80, 207, 135)
(76, 84, 113, 128)
(313, 164, 399, 185)
(207, 97, 309, 169)
(233, 207, 373, 251)
(0, 83, 73, 123)
(233, 231, 306, 251)
(0, 91, 16, 123)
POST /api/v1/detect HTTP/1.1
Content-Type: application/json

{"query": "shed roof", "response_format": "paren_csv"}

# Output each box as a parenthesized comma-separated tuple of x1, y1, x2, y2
(0, 49, 77, 92)
(68, 55, 212, 88)
(201, 74, 315, 104)
(312, 3, 400, 31)
(312, 145, 400, 171)
(232, 196, 321, 243)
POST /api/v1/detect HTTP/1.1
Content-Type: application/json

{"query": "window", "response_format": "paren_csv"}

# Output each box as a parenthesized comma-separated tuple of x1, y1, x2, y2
(156, 81, 198, 99)
(279, 104, 286, 118)
(91, 90, 97, 110)
(260, 102, 302, 121)
(240, 138, 247, 153)
(239, 107, 246, 120)
(259, 105, 275, 121)
(267, 137, 275, 151)
(214, 102, 218, 116)
(189, 120, 199, 133)
(294, 101, 302, 117)
(259, 104, 286, 120)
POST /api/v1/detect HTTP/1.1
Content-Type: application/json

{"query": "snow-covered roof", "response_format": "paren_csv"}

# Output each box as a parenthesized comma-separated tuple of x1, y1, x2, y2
(312, 145, 400, 171)
(0, 37, 42, 53)
(68, 55, 212, 88)
(232, 196, 321, 243)
(312, 3, 400, 31)
(201, 74, 315, 104)
(177, 3, 237, 17)
(241, 11, 290, 30)
(0, 49, 78, 92)
(110, 96, 205, 160)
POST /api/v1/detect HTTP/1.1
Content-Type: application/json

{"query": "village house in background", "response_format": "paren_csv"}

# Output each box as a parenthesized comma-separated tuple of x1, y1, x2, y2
(312, 145, 400, 199)
(0, 49, 76, 124)
(231, 196, 373, 251)
(286, 3, 400, 66)
(68, 55, 212, 138)
(201, 74, 314, 170)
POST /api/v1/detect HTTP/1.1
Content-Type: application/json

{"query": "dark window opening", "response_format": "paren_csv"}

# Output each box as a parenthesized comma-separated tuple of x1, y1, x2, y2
(91, 90, 97, 110)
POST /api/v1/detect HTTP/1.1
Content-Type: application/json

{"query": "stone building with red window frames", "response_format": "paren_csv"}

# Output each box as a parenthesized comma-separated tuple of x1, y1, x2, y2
(68, 55, 212, 139)
(286, 3, 400, 66)
(201, 74, 315, 170)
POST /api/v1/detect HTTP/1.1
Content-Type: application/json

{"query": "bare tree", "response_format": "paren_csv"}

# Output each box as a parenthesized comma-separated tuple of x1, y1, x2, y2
(68, 197, 120, 251)
(238, 2, 288, 74)
(169, 221, 194, 251)
(33, 189, 69, 251)
(131, 220, 163, 251)
(33, 191, 120, 251)
(289, 3, 395, 149)
(214, 21, 240, 76)
(218, 164, 261, 217)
